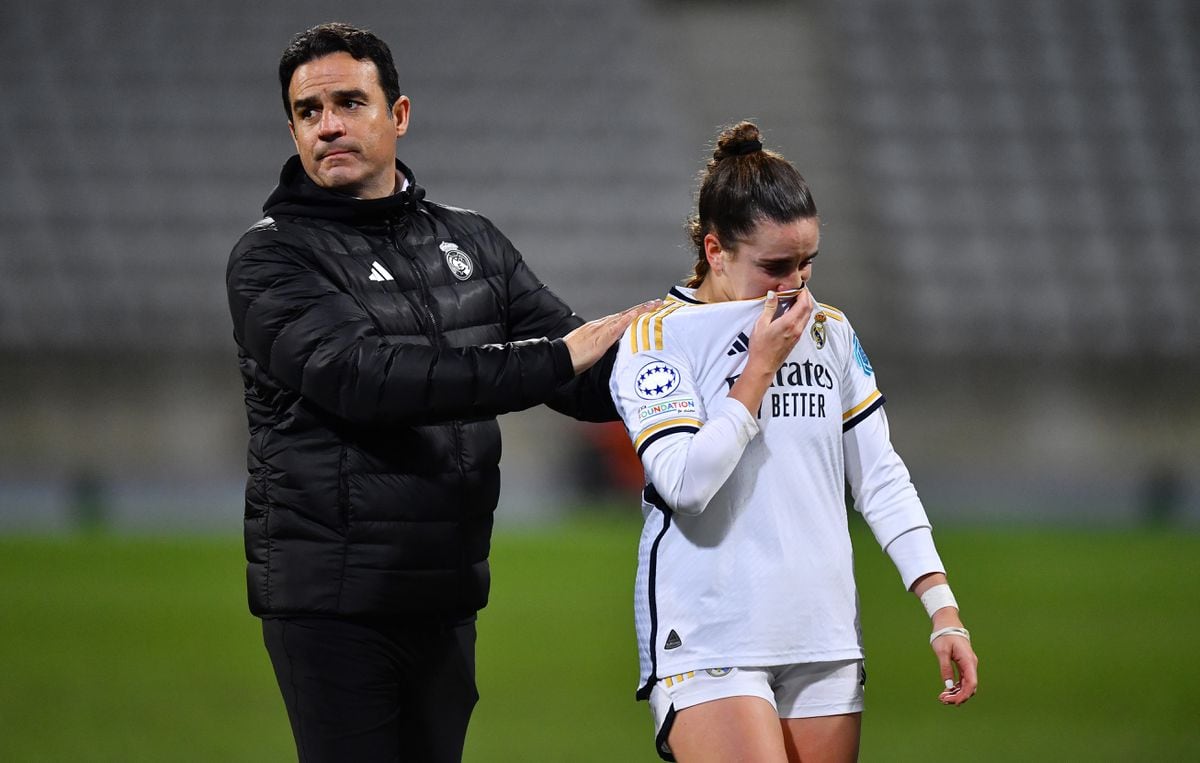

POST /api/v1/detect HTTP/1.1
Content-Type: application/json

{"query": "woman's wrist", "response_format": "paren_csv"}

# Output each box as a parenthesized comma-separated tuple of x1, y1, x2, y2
(931, 607, 963, 630)
(728, 363, 775, 412)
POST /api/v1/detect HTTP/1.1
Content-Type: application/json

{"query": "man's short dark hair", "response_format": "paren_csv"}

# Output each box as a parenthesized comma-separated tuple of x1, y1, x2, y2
(278, 22, 401, 120)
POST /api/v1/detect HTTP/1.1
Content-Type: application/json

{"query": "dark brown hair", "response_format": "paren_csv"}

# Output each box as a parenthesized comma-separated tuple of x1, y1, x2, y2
(279, 23, 401, 120)
(685, 121, 817, 287)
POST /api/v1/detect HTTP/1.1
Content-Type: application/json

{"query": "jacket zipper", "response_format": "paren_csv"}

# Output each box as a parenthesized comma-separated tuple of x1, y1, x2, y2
(387, 217, 442, 345)
(387, 217, 466, 478)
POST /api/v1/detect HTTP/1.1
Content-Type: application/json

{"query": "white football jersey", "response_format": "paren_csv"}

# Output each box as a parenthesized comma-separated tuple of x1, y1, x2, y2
(611, 286, 930, 699)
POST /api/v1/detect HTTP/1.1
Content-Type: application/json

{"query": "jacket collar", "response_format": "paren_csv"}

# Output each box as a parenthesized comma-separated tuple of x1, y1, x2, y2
(262, 156, 426, 223)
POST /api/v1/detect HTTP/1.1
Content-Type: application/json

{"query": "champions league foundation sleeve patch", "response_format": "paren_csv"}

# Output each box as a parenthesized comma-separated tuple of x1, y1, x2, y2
(638, 398, 699, 423)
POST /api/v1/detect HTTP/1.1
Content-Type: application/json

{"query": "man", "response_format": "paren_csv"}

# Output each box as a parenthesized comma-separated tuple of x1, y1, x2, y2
(226, 23, 649, 762)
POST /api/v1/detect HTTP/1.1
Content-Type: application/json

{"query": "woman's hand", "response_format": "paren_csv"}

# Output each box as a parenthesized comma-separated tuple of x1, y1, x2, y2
(728, 289, 815, 413)
(746, 289, 814, 374)
(931, 609, 979, 706)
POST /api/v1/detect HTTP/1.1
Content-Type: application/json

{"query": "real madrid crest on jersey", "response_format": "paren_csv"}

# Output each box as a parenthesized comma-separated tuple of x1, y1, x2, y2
(811, 311, 827, 350)
(439, 241, 474, 281)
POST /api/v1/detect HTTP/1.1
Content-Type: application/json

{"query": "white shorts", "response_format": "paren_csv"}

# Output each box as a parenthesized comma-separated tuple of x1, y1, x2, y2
(648, 660, 865, 760)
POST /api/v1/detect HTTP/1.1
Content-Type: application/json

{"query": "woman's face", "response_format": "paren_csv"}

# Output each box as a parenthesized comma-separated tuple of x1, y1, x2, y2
(705, 216, 820, 301)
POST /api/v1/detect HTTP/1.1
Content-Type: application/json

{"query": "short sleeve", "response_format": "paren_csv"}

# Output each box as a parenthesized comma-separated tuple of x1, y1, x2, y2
(610, 312, 759, 516)
(839, 321, 886, 432)
(611, 335, 705, 459)
(614, 352, 705, 455)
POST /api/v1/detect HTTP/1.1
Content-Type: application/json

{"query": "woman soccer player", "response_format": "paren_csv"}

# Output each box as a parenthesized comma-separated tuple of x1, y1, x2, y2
(610, 122, 979, 762)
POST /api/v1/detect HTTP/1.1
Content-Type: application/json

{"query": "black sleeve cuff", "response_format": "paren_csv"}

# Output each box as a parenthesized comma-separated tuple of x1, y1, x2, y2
(549, 337, 576, 383)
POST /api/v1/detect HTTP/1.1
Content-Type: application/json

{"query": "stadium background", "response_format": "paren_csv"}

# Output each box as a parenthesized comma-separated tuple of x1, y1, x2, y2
(1, 0, 1197, 759)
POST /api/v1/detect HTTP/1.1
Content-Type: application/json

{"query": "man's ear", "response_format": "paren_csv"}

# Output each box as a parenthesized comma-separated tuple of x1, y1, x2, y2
(392, 95, 411, 138)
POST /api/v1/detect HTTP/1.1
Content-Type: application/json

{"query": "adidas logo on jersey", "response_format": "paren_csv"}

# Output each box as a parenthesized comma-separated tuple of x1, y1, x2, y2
(368, 261, 395, 282)
(726, 332, 751, 356)
(664, 629, 682, 650)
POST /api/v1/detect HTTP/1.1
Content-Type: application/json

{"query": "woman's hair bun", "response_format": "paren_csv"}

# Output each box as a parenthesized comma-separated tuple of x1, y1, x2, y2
(713, 121, 763, 161)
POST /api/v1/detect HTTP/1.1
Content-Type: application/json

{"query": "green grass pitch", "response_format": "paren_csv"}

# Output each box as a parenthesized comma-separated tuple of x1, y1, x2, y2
(1, 517, 1197, 761)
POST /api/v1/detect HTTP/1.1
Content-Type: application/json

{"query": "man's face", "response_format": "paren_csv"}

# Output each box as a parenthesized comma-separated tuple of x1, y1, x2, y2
(287, 51, 410, 199)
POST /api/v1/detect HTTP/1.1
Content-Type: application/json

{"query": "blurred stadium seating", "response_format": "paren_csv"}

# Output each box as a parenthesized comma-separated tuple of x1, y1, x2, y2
(0, 0, 691, 350)
(0, 0, 1196, 528)
(832, 0, 1199, 356)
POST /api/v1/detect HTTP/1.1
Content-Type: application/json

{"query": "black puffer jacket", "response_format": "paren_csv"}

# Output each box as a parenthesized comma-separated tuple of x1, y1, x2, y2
(227, 157, 616, 618)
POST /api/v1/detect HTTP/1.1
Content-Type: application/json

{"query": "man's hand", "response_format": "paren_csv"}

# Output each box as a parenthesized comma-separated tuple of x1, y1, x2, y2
(565, 300, 663, 374)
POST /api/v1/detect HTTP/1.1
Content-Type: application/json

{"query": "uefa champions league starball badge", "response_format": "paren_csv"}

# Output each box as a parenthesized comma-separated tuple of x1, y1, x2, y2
(635, 361, 681, 400)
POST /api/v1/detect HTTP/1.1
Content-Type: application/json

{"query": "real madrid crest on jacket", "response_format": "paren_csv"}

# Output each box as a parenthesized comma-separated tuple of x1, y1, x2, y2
(227, 156, 617, 619)
(440, 241, 474, 281)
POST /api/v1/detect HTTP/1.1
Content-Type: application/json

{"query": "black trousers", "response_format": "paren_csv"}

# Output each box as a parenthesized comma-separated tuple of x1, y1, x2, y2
(262, 615, 478, 763)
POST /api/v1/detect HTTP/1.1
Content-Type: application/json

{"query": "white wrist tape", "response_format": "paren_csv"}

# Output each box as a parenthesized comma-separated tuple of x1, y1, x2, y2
(930, 626, 971, 645)
(919, 584, 958, 618)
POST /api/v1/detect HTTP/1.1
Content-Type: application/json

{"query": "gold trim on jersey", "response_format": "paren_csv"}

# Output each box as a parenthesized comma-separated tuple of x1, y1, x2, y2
(842, 389, 882, 421)
(633, 417, 704, 450)
(631, 301, 685, 353)
(652, 302, 685, 350)
(817, 303, 846, 322)
(630, 290, 818, 354)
